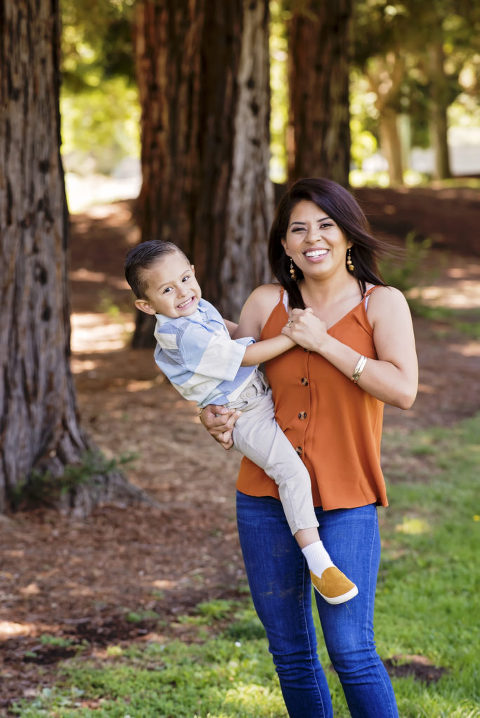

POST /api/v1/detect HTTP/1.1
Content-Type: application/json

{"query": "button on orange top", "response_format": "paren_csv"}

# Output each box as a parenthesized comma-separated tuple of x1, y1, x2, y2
(237, 288, 388, 510)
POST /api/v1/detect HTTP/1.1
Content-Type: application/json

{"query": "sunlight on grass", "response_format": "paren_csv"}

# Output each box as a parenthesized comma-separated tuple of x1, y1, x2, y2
(222, 682, 287, 715)
(395, 517, 431, 535)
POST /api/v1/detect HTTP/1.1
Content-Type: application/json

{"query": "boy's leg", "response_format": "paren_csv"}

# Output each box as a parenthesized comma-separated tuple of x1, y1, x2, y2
(233, 388, 357, 605)
(232, 389, 318, 534)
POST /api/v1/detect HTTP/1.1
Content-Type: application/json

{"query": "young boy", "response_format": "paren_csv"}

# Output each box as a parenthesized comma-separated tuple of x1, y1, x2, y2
(125, 240, 358, 604)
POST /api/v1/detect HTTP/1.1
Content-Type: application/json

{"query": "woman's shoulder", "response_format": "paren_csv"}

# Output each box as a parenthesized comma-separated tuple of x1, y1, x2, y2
(237, 283, 285, 339)
(366, 284, 411, 320)
(368, 284, 408, 303)
(244, 283, 284, 311)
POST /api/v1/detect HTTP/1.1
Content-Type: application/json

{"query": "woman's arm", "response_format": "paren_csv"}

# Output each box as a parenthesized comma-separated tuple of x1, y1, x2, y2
(232, 284, 282, 340)
(223, 319, 238, 337)
(283, 287, 418, 409)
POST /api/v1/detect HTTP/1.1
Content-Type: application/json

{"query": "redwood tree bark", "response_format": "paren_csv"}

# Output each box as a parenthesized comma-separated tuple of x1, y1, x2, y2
(133, 0, 273, 345)
(0, 0, 142, 514)
(287, 0, 352, 186)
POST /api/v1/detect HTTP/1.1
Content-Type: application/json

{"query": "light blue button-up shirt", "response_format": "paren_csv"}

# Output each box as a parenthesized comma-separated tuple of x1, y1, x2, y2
(154, 299, 256, 407)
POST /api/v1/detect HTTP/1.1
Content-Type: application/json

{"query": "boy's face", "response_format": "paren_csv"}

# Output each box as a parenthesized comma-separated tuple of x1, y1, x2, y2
(134, 252, 202, 318)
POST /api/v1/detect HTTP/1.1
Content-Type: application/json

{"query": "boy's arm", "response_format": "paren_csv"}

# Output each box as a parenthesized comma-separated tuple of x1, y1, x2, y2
(241, 333, 295, 366)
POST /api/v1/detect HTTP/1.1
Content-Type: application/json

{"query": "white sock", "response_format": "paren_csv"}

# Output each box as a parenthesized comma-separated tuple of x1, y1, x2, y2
(301, 541, 335, 577)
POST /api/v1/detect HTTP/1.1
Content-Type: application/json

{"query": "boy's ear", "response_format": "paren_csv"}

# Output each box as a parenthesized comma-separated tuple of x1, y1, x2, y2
(135, 298, 156, 315)
(191, 264, 195, 274)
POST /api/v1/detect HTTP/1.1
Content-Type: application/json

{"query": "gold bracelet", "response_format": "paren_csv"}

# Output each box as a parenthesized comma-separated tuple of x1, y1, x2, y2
(352, 354, 367, 384)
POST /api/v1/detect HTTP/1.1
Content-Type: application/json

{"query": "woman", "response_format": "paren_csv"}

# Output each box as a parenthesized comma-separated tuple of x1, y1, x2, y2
(201, 178, 418, 717)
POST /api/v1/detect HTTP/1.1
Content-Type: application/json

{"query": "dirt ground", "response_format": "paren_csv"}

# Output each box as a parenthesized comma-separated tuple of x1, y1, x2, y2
(1, 197, 480, 712)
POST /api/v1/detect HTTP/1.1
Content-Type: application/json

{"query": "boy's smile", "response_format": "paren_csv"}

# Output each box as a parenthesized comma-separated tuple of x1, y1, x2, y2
(135, 251, 202, 318)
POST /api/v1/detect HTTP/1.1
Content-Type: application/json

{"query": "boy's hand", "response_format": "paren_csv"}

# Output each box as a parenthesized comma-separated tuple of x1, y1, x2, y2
(199, 405, 240, 450)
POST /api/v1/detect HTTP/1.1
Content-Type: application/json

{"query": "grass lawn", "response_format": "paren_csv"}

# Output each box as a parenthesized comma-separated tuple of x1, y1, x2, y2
(12, 415, 480, 717)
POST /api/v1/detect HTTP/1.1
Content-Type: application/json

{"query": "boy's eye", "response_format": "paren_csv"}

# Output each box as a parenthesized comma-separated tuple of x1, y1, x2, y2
(162, 287, 173, 294)
(182, 274, 190, 282)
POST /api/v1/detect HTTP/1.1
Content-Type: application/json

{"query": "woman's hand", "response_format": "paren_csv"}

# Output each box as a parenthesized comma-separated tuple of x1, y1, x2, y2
(282, 307, 327, 352)
(199, 404, 241, 450)
(282, 288, 418, 410)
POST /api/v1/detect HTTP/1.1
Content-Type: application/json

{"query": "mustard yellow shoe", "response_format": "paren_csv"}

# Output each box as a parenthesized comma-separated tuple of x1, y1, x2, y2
(310, 567, 358, 605)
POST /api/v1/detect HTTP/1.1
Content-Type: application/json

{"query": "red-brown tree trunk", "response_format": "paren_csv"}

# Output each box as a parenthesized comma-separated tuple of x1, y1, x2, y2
(133, 0, 273, 346)
(0, 0, 144, 514)
(287, 0, 352, 186)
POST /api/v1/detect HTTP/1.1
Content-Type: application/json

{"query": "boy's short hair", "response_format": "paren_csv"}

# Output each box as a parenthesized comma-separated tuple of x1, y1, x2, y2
(124, 240, 189, 298)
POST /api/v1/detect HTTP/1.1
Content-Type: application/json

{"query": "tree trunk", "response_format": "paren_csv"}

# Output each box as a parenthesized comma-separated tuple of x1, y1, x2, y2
(287, 0, 352, 186)
(0, 0, 149, 514)
(428, 42, 451, 180)
(367, 54, 405, 187)
(133, 0, 273, 347)
(378, 108, 404, 187)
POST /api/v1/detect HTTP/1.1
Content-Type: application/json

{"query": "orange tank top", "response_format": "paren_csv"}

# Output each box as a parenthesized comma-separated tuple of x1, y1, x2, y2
(236, 287, 388, 510)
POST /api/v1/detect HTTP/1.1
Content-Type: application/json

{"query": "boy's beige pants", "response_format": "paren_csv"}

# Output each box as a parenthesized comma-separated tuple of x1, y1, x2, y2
(228, 370, 319, 536)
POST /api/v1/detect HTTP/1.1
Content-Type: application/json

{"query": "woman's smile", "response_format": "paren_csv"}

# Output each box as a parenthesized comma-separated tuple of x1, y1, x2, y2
(304, 247, 329, 261)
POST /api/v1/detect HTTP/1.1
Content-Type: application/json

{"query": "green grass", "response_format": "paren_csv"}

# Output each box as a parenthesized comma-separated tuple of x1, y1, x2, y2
(12, 416, 480, 717)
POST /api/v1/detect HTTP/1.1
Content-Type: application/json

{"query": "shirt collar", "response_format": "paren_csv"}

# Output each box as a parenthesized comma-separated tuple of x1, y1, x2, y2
(154, 298, 209, 326)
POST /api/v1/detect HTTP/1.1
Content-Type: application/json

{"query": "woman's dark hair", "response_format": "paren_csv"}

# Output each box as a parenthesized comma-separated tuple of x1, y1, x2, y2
(124, 240, 189, 298)
(268, 177, 386, 309)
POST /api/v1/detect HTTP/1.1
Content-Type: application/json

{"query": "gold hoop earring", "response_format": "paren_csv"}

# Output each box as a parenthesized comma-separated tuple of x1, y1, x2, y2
(346, 247, 355, 273)
(289, 258, 297, 281)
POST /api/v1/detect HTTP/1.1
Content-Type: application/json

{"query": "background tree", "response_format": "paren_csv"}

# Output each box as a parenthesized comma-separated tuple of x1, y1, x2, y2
(133, 0, 273, 347)
(353, 0, 412, 186)
(286, 0, 352, 185)
(0, 0, 144, 514)
(353, 0, 480, 184)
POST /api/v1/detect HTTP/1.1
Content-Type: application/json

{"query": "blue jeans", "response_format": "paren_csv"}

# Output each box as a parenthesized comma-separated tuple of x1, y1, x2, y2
(236, 492, 398, 718)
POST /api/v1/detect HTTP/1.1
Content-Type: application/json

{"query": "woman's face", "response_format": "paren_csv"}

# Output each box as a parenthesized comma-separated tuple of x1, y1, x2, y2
(281, 199, 352, 280)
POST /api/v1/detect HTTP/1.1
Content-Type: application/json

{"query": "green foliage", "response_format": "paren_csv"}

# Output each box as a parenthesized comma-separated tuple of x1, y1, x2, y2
(61, 79, 140, 175)
(409, 303, 480, 339)
(197, 599, 240, 621)
(61, 0, 136, 90)
(11, 413, 480, 716)
(269, 0, 289, 183)
(40, 635, 77, 648)
(125, 610, 161, 624)
(11, 450, 136, 511)
(380, 232, 433, 293)
(60, 0, 139, 175)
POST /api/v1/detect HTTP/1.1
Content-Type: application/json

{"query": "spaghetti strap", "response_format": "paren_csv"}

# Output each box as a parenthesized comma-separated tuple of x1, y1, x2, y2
(362, 284, 378, 298)
(280, 287, 289, 311)
(362, 284, 379, 310)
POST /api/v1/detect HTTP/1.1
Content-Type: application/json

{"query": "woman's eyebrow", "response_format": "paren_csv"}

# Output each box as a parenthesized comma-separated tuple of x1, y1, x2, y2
(289, 216, 331, 227)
